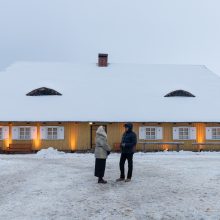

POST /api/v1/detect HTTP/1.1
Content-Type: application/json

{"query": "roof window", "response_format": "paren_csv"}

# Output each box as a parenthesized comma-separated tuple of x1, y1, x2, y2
(26, 87, 62, 96)
(164, 90, 195, 97)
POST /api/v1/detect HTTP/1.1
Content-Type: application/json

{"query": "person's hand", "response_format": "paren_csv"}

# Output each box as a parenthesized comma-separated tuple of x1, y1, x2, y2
(107, 151, 110, 155)
(121, 143, 126, 148)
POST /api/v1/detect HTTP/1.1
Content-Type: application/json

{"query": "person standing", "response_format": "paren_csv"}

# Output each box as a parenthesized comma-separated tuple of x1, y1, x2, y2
(116, 123, 137, 182)
(94, 126, 111, 184)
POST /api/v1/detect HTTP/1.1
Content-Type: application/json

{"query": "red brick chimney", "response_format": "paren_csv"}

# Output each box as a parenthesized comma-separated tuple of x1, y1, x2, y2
(98, 53, 108, 67)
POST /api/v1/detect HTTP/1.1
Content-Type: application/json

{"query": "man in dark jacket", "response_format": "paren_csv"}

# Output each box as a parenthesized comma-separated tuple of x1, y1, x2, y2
(116, 123, 137, 182)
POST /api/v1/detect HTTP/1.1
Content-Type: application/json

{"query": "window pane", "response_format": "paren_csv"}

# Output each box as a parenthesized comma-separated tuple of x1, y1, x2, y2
(145, 127, 156, 140)
(47, 127, 58, 140)
(212, 128, 220, 139)
(26, 128, 31, 139)
(19, 127, 31, 140)
(179, 128, 189, 140)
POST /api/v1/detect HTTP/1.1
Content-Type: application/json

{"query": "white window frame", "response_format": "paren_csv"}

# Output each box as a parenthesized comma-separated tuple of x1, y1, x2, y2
(211, 127, 220, 140)
(145, 127, 156, 140)
(19, 127, 31, 140)
(178, 127, 190, 140)
(40, 126, 64, 140)
(139, 126, 163, 140)
(47, 127, 58, 140)
(173, 127, 196, 140)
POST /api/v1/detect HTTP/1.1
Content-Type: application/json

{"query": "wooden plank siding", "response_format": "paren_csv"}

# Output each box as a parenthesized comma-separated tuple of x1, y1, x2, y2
(1, 122, 220, 152)
(133, 123, 196, 151)
(0, 141, 3, 152)
(197, 122, 220, 151)
(0, 123, 12, 151)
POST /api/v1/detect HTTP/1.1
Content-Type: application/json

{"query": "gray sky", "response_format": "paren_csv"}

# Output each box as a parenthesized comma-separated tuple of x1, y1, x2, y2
(0, 0, 220, 74)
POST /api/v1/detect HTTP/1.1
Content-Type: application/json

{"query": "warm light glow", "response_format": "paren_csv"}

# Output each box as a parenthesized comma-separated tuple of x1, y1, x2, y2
(71, 136, 76, 151)
(162, 144, 169, 151)
(34, 138, 40, 149)
(196, 123, 205, 144)
(197, 133, 205, 143)
(4, 139, 11, 149)
(196, 123, 205, 151)
(5, 123, 12, 149)
(89, 122, 93, 125)
(34, 124, 41, 150)
(70, 124, 78, 151)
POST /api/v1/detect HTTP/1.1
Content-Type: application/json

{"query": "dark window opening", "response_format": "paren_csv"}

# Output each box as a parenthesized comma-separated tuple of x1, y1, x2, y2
(26, 87, 62, 96)
(164, 90, 195, 97)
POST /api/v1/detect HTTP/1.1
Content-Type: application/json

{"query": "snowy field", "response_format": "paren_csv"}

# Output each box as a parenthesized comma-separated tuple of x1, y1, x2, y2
(1, 149, 220, 220)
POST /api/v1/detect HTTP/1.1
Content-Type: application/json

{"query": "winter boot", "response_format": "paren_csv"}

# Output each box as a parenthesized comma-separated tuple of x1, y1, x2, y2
(116, 178, 125, 182)
(98, 178, 107, 184)
(125, 178, 131, 182)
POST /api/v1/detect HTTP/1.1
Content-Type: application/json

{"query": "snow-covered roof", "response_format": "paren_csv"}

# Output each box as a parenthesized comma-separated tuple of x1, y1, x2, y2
(1, 62, 220, 122)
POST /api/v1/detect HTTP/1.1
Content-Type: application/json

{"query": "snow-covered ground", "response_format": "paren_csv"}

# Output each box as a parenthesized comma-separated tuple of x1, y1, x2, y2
(1, 149, 220, 220)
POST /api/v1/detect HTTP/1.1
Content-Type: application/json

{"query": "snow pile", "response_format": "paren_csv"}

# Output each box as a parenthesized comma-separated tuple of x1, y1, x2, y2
(36, 147, 66, 159)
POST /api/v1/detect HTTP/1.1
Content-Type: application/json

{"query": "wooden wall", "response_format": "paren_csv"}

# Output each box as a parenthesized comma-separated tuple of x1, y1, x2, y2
(0, 123, 11, 151)
(0, 141, 3, 151)
(1, 122, 220, 152)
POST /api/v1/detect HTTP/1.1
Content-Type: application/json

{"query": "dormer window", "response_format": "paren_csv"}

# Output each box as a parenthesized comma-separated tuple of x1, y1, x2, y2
(26, 87, 62, 96)
(164, 90, 195, 97)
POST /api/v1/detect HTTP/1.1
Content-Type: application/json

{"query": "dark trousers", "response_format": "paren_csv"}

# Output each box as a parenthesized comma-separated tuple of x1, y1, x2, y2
(95, 159, 106, 178)
(120, 153, 134, 179)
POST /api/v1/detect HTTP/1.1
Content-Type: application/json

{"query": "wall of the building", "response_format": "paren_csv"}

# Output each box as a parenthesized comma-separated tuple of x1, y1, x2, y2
(1, 122, 220, 152)
(128, 122, 197, 151)
(197, 122, 220, 151)
(0, 122, 11, 151)
(0, 141, 3, 151)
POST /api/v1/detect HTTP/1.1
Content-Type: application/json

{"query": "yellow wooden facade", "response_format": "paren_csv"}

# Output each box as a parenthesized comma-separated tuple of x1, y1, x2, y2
(1, 122, 220, 152)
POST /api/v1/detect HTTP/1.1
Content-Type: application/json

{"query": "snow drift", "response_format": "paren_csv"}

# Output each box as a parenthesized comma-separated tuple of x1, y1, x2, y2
(36, 147, 66, 159)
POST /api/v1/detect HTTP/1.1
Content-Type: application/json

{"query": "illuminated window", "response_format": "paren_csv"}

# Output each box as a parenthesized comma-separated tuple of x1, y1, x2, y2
(19, 127, 31, 140)
(164, 90, 195, 97)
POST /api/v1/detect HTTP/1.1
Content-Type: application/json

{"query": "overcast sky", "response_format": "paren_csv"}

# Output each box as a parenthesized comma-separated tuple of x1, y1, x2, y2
(0, 0, 220, 74)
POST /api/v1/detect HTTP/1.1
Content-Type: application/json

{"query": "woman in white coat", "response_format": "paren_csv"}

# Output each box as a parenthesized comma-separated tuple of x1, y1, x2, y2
(94, 126, 111, 184)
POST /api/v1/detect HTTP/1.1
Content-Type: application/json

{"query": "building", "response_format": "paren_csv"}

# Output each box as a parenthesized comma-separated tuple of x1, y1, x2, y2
(1, 54, 220, 152)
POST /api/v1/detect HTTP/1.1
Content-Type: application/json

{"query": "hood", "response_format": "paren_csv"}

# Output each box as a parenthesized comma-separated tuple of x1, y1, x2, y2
(96, 126, 107, 138)
(124, 123, 133, 132)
